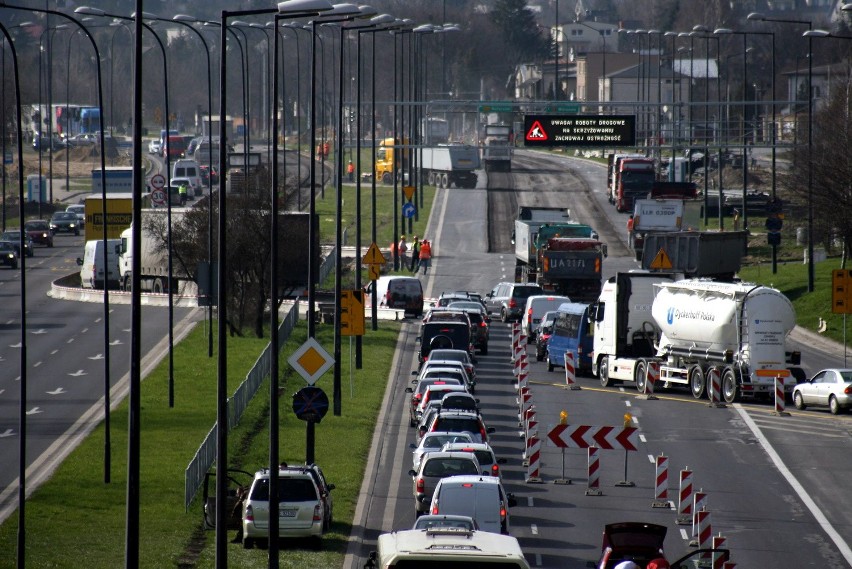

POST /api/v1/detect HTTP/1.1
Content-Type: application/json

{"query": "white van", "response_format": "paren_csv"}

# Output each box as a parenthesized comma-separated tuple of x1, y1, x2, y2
(172, 159, 203, 196)
(76, 239, 122, 289)
(521, 294, 572, 342)
(366, 527, 529, 569)
(365, 276, 424, 317)
(428, 475, 516, 535)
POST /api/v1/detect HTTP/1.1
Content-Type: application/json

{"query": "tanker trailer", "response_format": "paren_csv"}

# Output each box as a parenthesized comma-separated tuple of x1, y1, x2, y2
(642, 280, 804, 403)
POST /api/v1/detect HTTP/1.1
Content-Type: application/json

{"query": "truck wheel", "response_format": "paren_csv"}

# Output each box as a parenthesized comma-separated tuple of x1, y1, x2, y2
(689, 366, 706, 399)
(598, 356, 611, 387)
(440, 173, 449, 189)
(123, 276, 132, 292)
(721, 367, 738, 403)
(634, 360, 647, 392)
(153, 278, 165, 294)
(428, 171, 435, 186)
(382, 172, 392, 185)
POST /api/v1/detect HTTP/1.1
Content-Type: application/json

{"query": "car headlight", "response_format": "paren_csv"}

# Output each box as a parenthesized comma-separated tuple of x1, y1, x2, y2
(42, 233, 48, 238)
(69, 223, 75, 228)
(6, 253, 13, 259)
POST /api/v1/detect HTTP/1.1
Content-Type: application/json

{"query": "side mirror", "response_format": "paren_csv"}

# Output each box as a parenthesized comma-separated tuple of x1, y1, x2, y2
(409, 443, 417, 449)
(507, 494, 518, 508)
(497, 458, 508, 464)
(411, 370, 418, 376)
(405, 387, 413, 393)
(408, 469, 416, 477)
(76, 258, 83, 266)
(486, 427, 496, 434)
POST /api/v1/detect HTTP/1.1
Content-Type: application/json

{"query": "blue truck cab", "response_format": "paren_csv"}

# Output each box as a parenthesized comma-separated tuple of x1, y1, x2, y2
(545, 302, 594, 374)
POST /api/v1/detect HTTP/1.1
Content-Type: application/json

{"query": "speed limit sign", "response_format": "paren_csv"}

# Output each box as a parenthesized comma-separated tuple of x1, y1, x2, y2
(150, 173, 166, 190)
(150, 188, 167, 206)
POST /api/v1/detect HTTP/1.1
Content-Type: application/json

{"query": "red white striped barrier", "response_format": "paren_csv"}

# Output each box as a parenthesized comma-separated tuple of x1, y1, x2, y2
(692, 491, 707, 537)
(696, 509, 712, 557)
(512, 343, 527, 376)
(525, 432, 542, 483)
(524, 406, 537, 441)
(712, 533, 728, 569)
(774, 375, 789, 416)
(564, 351, 581, 390)
(510, 323, 520, 361)
(652, 454, 669, 507)
(677, 467, 694, 525)
(519, 386, 532, 420)
(723, 563, 737, 569)
(708, 368, 725, 407)
(585, 446, 602, 496)
(517, 370, 528, 392)
(644, 361, 660, 399)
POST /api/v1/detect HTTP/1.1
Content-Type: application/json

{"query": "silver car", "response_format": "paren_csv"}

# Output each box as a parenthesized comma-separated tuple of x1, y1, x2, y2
(409, 431, 474, 471)
(242, 465, 326, 549)
(793, 368, 852, 414)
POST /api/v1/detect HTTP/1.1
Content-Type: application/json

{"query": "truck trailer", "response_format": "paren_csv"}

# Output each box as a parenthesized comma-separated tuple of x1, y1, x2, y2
(421, 144, 480, 189)
(611, 156, 655, 212)
(591, 273, 804, 403)
(481, 123, 513, 172)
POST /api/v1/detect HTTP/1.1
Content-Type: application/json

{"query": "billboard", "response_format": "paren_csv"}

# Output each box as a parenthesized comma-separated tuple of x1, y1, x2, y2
(523, 115, 636, 147)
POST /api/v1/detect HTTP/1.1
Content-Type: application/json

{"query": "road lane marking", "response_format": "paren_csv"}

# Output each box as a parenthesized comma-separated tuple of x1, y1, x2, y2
(50, 349, 58, 355)
(527, 496, 534, 507)
(647, 454, 655, 463)
(33, 361, 41, 367)
(639, 434, 647, 443)
(530, 524, 538, 535)
(735, 404, 852, 565)
(535, 553, 542, 566)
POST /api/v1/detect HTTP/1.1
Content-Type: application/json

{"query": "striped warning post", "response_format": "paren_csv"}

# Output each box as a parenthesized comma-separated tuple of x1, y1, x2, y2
(691, 490, 707, 538)
(518, 386, 531, 424)
(564, 351, 581, 390)
(652, 454, 669, 507)
(510, 323, 520, 361)
(521, 405, 537, 441)
(722, 563, 737, 569)
(696, 509, 712, 558)
(525, 432, 542, 483)
(677, 467, 693, 525)
(517, 370, 529, 392)
(512, 340, 527, 376)
(644, 361, 660, 400)
(773, 375, 790, 416)
(712, 533, 728, 569)
(707, 368, 726, 408)
(585, 446, 602, 496)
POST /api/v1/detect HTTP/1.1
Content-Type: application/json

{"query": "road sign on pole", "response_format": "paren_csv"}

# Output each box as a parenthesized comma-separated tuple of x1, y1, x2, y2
(150, 188, 167, 207)
(340, 289, 365, 336)
(288, 337, 334, 385)
(150, 173, 166, 190)
(402, 202, 416, 219)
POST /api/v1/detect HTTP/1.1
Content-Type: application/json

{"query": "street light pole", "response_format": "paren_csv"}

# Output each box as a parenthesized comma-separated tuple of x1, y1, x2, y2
(748, 12, 814, 291)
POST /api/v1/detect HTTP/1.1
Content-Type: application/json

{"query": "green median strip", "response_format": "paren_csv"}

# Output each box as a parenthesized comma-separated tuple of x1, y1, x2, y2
(0, 319, 401, 568)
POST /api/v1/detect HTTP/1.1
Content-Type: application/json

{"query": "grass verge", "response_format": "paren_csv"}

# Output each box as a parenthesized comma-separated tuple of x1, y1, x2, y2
(0, 318, 401, 569)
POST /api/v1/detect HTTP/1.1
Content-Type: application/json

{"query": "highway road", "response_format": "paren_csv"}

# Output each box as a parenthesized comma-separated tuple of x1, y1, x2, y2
(344, 150, 852, 569)
(0, 230, 200, 524)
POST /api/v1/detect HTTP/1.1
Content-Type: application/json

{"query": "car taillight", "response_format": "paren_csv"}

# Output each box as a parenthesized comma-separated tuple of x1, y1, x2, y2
(480, 321, 487, 327)
(245, 505, 254, 522)
(432, 505, 439, 514)
(416, 478, 425, 493)
(500, 505, 507, 518)
(491, 464, 499, 476)
(480, 426, 487, 441)
(508, 299, 517, 309)
(845, 386, 852, 395)
(577, 347, 583, 354)
(313, 504, 322, 522)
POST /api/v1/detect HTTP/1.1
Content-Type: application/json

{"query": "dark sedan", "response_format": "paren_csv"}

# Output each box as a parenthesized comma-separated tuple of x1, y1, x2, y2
(24, 220, 54, 247)
(1, 230, 34, 257)
(0, 241, 19, 269)
(49, 212, 81, 235)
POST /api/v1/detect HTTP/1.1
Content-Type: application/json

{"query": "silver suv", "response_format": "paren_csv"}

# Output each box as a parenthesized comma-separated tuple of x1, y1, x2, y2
(485, 282, 543, 322)
(242, 464, 331, 549)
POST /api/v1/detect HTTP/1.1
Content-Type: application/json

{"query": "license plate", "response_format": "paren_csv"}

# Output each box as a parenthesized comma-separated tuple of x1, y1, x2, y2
(280, 509, 298, 518)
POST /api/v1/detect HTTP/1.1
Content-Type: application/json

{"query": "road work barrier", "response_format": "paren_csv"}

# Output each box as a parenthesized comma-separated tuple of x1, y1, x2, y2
(585, 446, 602, 496)
(677, 467, 694, 524)
(652, 453, 669, 507)
(564, 351, 581, 390)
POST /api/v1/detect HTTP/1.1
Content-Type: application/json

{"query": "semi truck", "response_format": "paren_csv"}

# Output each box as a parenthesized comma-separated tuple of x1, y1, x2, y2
(481, 123, 513, 172)
(421, 144, 480, 189)
(610, 156, 655, 212)
(590, 273, 804, 403)
(630, 182, 701, 260)
(421, 117, 449, 144)
(514, 210, 604, 301)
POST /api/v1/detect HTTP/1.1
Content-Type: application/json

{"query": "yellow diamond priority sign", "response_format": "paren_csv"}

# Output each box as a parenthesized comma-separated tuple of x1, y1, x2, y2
(288, 337, 334, 385)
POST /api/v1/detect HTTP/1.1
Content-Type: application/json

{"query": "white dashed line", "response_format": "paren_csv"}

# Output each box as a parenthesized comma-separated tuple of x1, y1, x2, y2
(530, 524, 538, 535)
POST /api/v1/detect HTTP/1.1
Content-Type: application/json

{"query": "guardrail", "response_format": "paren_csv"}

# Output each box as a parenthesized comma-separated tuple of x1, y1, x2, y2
(184, 299, 300, 511)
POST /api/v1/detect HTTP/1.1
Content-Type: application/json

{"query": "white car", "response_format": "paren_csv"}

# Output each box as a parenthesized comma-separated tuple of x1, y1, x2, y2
(65, 204, 85, 224)
(793, 368, 852, 414)
(148, 139, 162, 155)
(409, 431, 473, 472)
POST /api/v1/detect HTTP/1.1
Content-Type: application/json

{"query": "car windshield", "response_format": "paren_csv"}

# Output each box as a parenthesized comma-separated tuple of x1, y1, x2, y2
(422, 458, 480, 477)
(1, 231, 20, 240)
(25, 221, 49, 230)
(413, 516, 476, 531)
(0, 242, 15, 251)
(434, 417, 481, 435)
(52, 213, 75, 221)
(422, 434, 471, 449)
(249, 477, 318, 502)
(446, 301, 484, 312)
(428, 350, 469, 364)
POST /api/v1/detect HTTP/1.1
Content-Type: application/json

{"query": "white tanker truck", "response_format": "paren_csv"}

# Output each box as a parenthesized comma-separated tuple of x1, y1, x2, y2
(591, 273, 804, 403)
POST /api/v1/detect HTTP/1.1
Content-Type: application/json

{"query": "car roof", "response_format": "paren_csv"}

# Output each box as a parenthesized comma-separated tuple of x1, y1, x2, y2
(420, 451, 481, 462)
(441, 442, 493, 452)
(434, 474, 500, 486)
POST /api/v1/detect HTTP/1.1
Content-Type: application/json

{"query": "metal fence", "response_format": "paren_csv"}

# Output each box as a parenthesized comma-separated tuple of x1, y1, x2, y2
(184, 298, 301, 511)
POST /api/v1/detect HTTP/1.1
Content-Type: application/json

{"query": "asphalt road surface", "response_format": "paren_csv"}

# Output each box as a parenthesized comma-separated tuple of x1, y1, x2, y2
(344, 150, 852, 569)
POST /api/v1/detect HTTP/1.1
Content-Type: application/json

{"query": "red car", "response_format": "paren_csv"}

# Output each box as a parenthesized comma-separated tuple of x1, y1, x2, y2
(24, 220, 54, 247)
(597, 522, 730, 569)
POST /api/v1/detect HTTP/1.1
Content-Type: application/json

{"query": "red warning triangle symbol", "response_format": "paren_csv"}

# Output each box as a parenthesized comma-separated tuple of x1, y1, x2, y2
(525, 120, 548, 141)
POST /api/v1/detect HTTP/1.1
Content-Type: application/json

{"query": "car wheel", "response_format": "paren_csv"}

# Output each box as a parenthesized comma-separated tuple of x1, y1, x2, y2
(28, 251, 33, 257)
(500, 309, 508, 323)
(634, 359, 648, 393)
(311, 536, 323, 550)
(480, 345, 488, 356)
(721, 367, 738, 403)
(689, 366, 706, 399)
(242, 538, 253, 549)
(11, 261, 18, 270)
(793, 391, 806, 410)
(547, 358, 554, 372)
(830, 395, 842, 415)
(48, 241, 54, 248)
(598, 356, 611, 387)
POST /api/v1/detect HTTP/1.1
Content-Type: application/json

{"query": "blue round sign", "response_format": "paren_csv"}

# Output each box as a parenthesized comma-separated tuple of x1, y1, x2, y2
(402, 202, 416, 219)
(292, 386, 329, 423)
